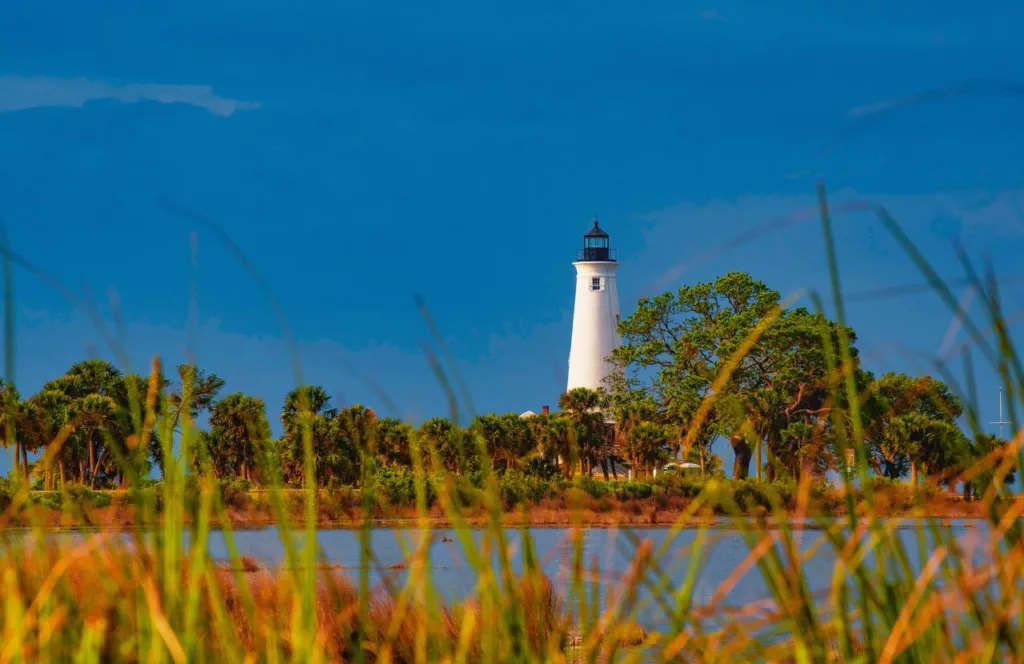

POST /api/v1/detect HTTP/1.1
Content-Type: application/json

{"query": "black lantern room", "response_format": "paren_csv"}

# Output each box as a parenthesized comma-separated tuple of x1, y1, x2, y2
(579, 220, 615, 262)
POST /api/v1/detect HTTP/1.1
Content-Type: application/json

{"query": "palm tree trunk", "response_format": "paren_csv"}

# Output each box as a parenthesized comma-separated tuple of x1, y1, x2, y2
(755, 439, 761, 483)
(910, 462, 918, 489)
(91, 448, 109, 489)
(59, 460, 65, 488)
(21, 443, 29, 481)
(88, 433, 96, 482)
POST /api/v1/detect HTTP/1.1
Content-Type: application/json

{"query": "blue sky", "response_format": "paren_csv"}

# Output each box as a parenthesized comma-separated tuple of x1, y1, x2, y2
(2, 1, 1024, 475)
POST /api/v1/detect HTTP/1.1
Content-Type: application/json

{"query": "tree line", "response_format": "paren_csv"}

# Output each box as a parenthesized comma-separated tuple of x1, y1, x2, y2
(0, 271, 1015, 496)
(0, 360, 619, 490)
(607, 271, 1015, 496)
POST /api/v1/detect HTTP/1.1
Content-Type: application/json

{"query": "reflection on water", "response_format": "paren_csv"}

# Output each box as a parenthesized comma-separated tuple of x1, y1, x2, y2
(7, 520, 992, 631)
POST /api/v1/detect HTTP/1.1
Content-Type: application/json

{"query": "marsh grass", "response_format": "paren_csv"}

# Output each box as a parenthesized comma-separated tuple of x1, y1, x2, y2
(0, 182, 1023, 662)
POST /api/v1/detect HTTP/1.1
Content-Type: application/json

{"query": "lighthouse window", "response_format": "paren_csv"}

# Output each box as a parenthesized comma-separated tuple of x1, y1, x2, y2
(591, 277, 602, 291)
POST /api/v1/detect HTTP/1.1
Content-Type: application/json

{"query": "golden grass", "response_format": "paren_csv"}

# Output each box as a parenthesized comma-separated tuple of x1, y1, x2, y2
(0, 537, 566, 663)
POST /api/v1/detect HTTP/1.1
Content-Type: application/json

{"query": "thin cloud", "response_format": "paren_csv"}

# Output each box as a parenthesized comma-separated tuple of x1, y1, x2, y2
(0, 75, 260, 116)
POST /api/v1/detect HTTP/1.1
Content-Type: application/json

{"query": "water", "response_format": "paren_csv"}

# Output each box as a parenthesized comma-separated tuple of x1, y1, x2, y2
(8, 520, 995, 632)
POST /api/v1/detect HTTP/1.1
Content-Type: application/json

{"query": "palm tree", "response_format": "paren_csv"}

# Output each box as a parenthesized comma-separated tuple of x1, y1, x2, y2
(377, 418, 413, 468)
(472, 413, 535, 471)
(559, 387, 604, 419)
(166, 364, 225, 427)
(336, 404, 378, 451)
(558, 388, 610, 476)
(44, 360, 128, 487)
(612, 398, 659, 478)
(23, 389, 73, 488)
(206, 393, 272, 482)
(144, 365, 217, 478)
(279, 385, 338, 486)
(0, 379, 23, 478)
(417, 417, 469, 473)
(530, 414, 575, 478)
(621, 421, 669, 478)
(336, 404, 378, 485)
(74, 392, 120, 487)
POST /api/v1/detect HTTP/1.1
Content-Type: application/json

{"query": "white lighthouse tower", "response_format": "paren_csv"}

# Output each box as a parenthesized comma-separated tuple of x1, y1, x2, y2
(567, 221, 621, 393)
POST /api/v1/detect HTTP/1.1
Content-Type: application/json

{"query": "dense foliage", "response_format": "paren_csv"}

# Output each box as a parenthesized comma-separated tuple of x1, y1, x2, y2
(0, 273, 1014, 501)
(607, 271, 1012, 493)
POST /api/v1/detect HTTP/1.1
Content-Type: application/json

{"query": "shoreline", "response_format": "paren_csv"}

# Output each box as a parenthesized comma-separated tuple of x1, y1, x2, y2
(6, 498, 1001, 531)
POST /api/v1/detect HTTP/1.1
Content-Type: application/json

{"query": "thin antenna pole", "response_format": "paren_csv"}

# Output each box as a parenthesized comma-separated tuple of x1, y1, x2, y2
(989, 386, 1010, 439)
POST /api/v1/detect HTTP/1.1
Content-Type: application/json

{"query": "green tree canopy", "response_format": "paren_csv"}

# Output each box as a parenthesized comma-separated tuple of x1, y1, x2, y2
(415, 417, 469, 473)
(278, 385, 339, 486)
(558, 387, 613, 478)
(526, 413, 576, 478)
(866, 372, 968, 486)
(964, 432, 1018, 498)
(204, 392, 273, 482)
(621, 421, 670, 477)
(41, 359, 151, 487)
(473, 412, 537, 471)
(167, 364, 225, 425)
(611, 271, 865, 480)
(377, 417, 414, 468)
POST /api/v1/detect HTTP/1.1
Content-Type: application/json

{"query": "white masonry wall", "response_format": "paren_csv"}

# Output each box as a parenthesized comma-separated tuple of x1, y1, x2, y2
(567, 260, 621, 393)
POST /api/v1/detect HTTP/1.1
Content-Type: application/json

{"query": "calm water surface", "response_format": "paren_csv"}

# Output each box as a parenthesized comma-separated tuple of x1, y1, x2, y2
(12, 521, 994, 631)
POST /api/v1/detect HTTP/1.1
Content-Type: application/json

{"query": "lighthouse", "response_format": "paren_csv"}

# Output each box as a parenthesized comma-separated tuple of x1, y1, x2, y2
(567, 221, 621, 393)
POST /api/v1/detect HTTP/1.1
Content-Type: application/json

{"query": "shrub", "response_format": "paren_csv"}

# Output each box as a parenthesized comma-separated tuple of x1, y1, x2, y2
(372, 467, 435, 508)
(65, 484, 112, 508)
(654, 473, 705, 498)
(613, 480, 654, 501)
(572, 475, 611, 499)
(766, 479, 797, 507)
(34, 492, 63, 511)
(868, 476, 902, 491)
(0, 478, 13, 511)
(132, 485, 164, 512)
(464, 470, 486, 489)
(219, 477, 254, 509)
(809, 482, 842, 511)
(499, 470, 556, 508)
(448, 473, 481, 507)
(220, 477, 254, 493)
(728, 480, 769, 511)
(321, 485, 358, 517)
(520, 457, 563, 481)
